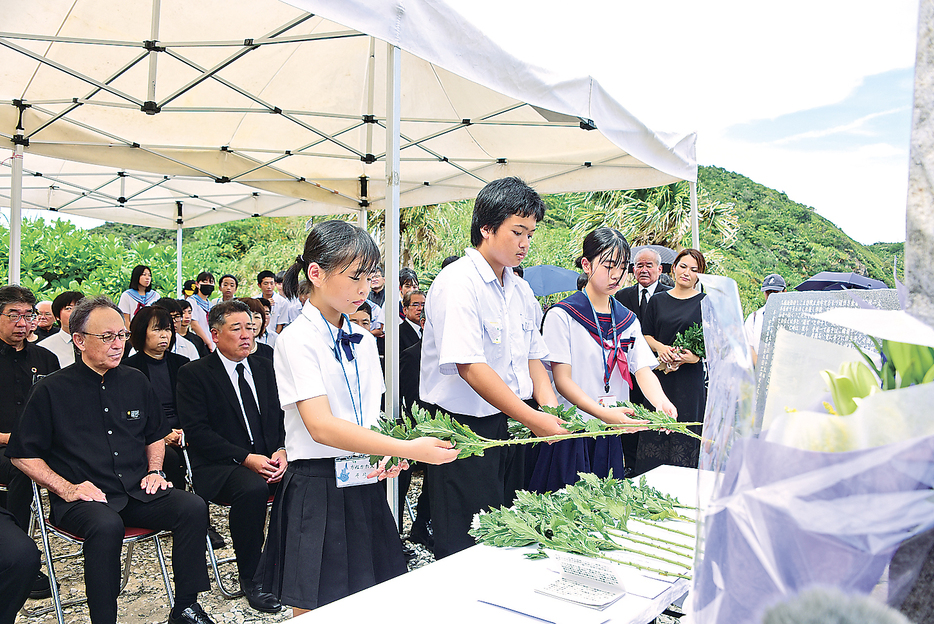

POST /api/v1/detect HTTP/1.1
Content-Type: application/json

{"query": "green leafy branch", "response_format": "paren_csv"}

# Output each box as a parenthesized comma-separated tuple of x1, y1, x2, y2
(469, 472, 695, 579)
(372, 404, 703, 467)
(672, 322, 706, 359)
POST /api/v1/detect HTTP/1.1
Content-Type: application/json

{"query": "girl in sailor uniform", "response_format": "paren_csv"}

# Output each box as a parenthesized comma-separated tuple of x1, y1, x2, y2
(531, 228, 677, 492)
(257, 220, 457, 615)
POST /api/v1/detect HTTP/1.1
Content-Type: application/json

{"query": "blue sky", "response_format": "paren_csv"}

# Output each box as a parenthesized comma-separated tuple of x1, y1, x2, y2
(446, 0, 919, 244)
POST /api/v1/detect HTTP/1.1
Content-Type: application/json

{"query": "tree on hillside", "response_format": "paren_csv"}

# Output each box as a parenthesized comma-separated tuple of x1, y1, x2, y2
(559, 182, 738, 262)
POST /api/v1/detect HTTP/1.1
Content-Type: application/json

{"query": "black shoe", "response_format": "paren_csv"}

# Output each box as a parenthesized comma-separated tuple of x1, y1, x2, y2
(168, 602, 215, 624)
(29, 571, 53, 599)
(207, 526, 226, 550)
(239, 578, 282, 613)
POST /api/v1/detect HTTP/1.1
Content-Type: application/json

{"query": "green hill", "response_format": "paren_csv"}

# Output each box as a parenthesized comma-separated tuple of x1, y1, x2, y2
(698, 165, 900, 314)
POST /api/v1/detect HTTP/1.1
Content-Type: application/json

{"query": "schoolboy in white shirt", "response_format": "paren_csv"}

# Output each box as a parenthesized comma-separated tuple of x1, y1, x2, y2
(419, 177, 566, 559)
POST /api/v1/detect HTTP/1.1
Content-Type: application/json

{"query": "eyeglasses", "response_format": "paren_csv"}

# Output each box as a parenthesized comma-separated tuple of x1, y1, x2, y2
(37, 311, 55, 318)
(82, 330, 131, 344)
(1, 312, 38, 323)
(407, 302, 426, 308)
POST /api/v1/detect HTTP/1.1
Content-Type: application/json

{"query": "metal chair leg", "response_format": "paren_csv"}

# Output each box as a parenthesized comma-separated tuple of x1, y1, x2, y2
(206, 533, 243, 598)
(153, 534, 175, 607)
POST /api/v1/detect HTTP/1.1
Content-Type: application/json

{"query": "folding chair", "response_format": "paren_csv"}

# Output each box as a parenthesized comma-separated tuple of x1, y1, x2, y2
(180, 434, 274, 599)
(26, 481, 174, 624)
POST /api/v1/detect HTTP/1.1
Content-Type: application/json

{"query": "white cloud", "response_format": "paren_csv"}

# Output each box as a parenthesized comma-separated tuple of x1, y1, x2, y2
(772, 107, 910, 145)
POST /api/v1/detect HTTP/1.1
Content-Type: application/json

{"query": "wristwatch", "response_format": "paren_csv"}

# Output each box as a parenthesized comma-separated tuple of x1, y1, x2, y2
(147, 469, 167, 479)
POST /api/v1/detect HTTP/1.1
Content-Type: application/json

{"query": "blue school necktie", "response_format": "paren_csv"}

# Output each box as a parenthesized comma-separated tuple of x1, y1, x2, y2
(335, 327, 362, 362)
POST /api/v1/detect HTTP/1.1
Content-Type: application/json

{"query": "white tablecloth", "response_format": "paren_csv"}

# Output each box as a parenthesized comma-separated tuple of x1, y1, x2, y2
(298, 465, 699, 624)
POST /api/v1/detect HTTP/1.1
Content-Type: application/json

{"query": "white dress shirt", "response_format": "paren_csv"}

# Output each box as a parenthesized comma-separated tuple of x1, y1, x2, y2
(216, 349, 260, 447)
(274, 302, 384, 459)
(37, 331, 75, 368)
(172, 334, 201, 361)
(420, 248, 549, 417)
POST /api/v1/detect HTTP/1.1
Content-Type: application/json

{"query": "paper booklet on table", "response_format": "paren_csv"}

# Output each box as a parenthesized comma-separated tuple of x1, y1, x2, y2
(533, 551, 626, 610)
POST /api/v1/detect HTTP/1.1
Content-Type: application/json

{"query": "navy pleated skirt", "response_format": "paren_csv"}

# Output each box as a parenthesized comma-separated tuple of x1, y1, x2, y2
(257, 458, 407, 610)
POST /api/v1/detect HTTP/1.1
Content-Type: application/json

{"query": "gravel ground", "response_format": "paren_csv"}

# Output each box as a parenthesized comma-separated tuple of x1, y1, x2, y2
(17, 474, 681, 623)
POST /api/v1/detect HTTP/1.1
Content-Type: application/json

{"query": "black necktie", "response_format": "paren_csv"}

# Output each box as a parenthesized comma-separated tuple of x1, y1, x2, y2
(639, 288, 648, 318)
(236, 363, 267, 455)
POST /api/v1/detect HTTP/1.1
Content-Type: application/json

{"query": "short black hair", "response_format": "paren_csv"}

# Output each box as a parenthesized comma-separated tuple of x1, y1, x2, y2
(441, 255, 459, 269)
(208, 300, 251, 331)
(153, 297, 182, 315)
(275, 271, 285, 283)
(470, 177, 545, 247)
(176, 298, 192, 312)
(129, 265, 153, 292)
(219, 274, 239, 287)
(257, 270, 275, 284)
(0, 285, 37, 314)
(129, 306, 176, 353)
(399, 267, 418, 288)
(196, 271, 214, 283)
(52, 291, 85, 320)
(355, 301, 372, 318)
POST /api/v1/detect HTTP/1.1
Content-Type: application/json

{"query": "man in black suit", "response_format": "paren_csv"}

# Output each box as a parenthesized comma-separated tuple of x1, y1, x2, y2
(614, 248, 671, 472)
(176, 300, 286, 614)
(398, 290, 425, 353)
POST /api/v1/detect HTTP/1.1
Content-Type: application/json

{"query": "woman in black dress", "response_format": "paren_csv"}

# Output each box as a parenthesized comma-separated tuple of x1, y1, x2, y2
(636, 248, 707, 473)
(125, 306, 189, 486)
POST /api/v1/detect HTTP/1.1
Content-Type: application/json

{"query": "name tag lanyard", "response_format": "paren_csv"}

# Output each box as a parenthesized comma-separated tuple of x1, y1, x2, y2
(321, 312, 363, 427)
(584, 292, 618, 394)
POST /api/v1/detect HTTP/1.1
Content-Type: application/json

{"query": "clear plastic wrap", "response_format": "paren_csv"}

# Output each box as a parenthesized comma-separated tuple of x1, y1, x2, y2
(689, 278, 934, 623)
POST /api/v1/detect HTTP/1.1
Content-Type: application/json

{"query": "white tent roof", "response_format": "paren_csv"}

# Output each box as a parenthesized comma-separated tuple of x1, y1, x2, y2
(1, 153, 343, 228)
(1, 0, 696, 228)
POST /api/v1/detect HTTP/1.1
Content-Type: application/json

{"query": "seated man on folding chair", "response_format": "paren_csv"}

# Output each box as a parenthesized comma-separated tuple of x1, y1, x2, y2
(176, 300, 286, 613)
(7, 296, 217, 624)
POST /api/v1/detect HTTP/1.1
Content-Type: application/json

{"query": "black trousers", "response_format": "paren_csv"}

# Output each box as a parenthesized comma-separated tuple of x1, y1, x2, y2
(56, 488, 210, 624)
(0, 450, 33, 530)
(0, 508, 41, 624)
(425, 410, 525, 559)
(212, 466, 276, 579)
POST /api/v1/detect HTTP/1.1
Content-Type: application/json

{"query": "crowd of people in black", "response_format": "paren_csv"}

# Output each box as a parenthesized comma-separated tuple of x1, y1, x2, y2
(0, 177, 729, 623)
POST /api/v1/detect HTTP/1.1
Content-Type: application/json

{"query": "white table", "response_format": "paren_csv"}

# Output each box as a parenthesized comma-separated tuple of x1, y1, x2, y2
(298, 465, 699, 624)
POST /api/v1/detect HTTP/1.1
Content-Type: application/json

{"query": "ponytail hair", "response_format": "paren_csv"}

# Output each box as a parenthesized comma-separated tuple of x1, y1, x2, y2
(575, 227, 630, 272)
(283, 220, 381, 299)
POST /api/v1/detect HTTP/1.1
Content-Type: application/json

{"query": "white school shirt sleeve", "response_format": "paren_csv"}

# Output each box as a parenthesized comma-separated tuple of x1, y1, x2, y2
(117, 291, 134, 316)
(432, 272, 487, 375)
(542, 307, 572, 366)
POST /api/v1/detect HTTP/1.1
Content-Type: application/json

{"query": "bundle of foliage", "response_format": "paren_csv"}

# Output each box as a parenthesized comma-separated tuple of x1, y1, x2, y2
(371, 404, 702, 468)
(469, 472, 695, 578)
(672, 322, 706, 359)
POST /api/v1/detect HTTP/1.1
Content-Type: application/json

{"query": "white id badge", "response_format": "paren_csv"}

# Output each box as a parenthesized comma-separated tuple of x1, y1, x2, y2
(597, 394, 617, 408)
(334, 455, 378, 488)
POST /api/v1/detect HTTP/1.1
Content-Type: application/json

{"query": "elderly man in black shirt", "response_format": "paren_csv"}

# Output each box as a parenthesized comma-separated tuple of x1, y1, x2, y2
(0, 285, 59, 599)
(7, 296, 216, 624)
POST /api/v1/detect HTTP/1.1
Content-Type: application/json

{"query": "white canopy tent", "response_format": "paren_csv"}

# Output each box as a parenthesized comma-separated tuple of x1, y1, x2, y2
(1, 0, 698, 515)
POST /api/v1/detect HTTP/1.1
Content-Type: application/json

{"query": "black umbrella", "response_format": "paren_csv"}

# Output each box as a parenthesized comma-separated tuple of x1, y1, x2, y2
(794, 271, 887, 291)
(630, 244, 677, 266)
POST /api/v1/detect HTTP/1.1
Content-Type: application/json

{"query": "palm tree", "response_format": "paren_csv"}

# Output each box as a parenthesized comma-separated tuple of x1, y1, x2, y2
(565, 182, 737, 257)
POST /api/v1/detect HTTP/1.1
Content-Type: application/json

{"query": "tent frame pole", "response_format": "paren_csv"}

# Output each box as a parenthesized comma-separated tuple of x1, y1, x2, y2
(384, 43, 402, 524)
(176, 201, 183, 297)
(9, 121, 25, 285)
(689, 180, 699, 250)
